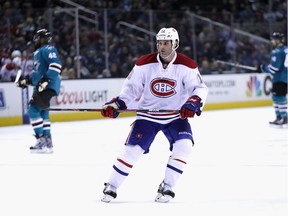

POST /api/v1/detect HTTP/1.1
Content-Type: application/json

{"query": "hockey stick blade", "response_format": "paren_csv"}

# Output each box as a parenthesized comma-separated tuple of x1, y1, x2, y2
(14, 69, 22, 83)
(49, 108, 180, 113)
(216, 60, 257, 71)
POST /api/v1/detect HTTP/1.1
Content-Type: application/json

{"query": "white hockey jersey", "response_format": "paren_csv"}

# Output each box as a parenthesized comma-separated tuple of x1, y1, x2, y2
(118, 52, 208, 124)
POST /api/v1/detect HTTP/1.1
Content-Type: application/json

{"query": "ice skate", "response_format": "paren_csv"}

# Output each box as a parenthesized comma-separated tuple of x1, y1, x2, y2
(155, 181, 175, 203)
(101, 183, 117, 203)
(45, 135, 54, 153)
(282, 116, 288, 127)
(269, 116, 288, 128)
(30, 135, 49, 153)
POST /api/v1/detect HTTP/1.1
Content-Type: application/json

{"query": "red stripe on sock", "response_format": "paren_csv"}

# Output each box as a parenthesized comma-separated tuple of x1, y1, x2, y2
(174, 158, 187, 164)
(117, 158, 133, 168)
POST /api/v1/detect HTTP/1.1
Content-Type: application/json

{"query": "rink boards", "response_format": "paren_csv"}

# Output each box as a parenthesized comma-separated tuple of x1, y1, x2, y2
(0, 73, 273, 126)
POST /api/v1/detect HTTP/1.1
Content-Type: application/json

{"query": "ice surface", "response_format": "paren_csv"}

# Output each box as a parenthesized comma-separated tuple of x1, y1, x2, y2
(0, 106, 287, 216)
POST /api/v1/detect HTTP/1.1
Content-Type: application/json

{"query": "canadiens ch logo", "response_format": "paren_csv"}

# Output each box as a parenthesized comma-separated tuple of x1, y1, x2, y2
(150, 78, 177, 97)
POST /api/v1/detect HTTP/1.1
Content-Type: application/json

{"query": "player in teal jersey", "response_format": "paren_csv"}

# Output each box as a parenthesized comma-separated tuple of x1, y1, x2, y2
(16, 29, 62, 153)
(260, 32, 287, 127)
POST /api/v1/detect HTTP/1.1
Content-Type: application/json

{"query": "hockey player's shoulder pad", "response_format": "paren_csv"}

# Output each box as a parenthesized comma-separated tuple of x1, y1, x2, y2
(174, 53, 198, 69)
(135, 53, 158, 66)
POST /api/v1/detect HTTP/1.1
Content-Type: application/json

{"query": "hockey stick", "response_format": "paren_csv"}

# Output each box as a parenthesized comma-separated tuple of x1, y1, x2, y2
(14, 69, 22, 83)
(49, 108, 180, 113)
(216, 60, 257, 71)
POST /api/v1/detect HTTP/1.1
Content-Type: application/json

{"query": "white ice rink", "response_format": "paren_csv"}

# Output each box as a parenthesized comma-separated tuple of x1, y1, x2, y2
(0, 106, 287, 216)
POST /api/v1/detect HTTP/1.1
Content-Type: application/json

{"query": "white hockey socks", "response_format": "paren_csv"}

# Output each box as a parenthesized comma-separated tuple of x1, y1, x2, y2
(108, 144, 144, 188)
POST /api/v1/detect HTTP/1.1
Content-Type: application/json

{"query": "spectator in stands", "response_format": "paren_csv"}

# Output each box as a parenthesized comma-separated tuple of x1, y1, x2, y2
(60, 56, 76, 80)
(74, 55, 92, 79)
(0, 56, 21, 82)
(0, 0, 286, 77)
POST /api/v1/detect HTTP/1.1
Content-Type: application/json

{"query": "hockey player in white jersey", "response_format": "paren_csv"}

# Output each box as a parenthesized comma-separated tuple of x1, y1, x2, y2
(101, 27, 208, 203)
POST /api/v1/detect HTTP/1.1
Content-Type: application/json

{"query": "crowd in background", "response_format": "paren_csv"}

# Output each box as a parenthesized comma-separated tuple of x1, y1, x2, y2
(0, 0, 287, 81)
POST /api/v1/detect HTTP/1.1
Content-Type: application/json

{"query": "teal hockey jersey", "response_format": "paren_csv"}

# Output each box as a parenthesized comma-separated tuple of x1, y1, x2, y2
(262, 45, 287, 84)
(30, 44, 62, 95)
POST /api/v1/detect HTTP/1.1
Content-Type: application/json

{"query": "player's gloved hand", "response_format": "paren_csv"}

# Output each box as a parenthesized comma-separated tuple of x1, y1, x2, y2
(16, 76, 30, 89)
(180, 95, 203, 120)
(101, 97, 127, 118)
(37, 77, 49, 92)
(257, 64, 264, 73)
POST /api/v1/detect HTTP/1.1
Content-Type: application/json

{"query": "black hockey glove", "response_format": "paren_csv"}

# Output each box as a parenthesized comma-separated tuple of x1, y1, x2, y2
(101, 97, 127, 118)
(37, 77, 49, 92)
(16, 76, 30, 89)
(180, 95, 203, 120)
(257, 64, 264, 73)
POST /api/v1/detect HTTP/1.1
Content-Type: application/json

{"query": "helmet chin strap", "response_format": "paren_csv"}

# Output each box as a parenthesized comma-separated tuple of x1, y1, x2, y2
(157, 40, 179, 60)
(159, 49, 175, 59)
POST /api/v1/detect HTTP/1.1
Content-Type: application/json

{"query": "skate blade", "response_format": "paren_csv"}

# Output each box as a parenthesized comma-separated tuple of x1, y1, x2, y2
(101, 194, 114, 203)
(155, 193, 173, 203)
(30, 148, 53, 154)
(269, 124, 288, 129)
(46, 148, 54, 153)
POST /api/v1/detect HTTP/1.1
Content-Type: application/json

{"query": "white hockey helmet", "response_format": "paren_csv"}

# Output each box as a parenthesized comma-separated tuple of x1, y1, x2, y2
(12, 57, 22, 67)
(11, 50, 21, 58)
(156, 27, 179, 50)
